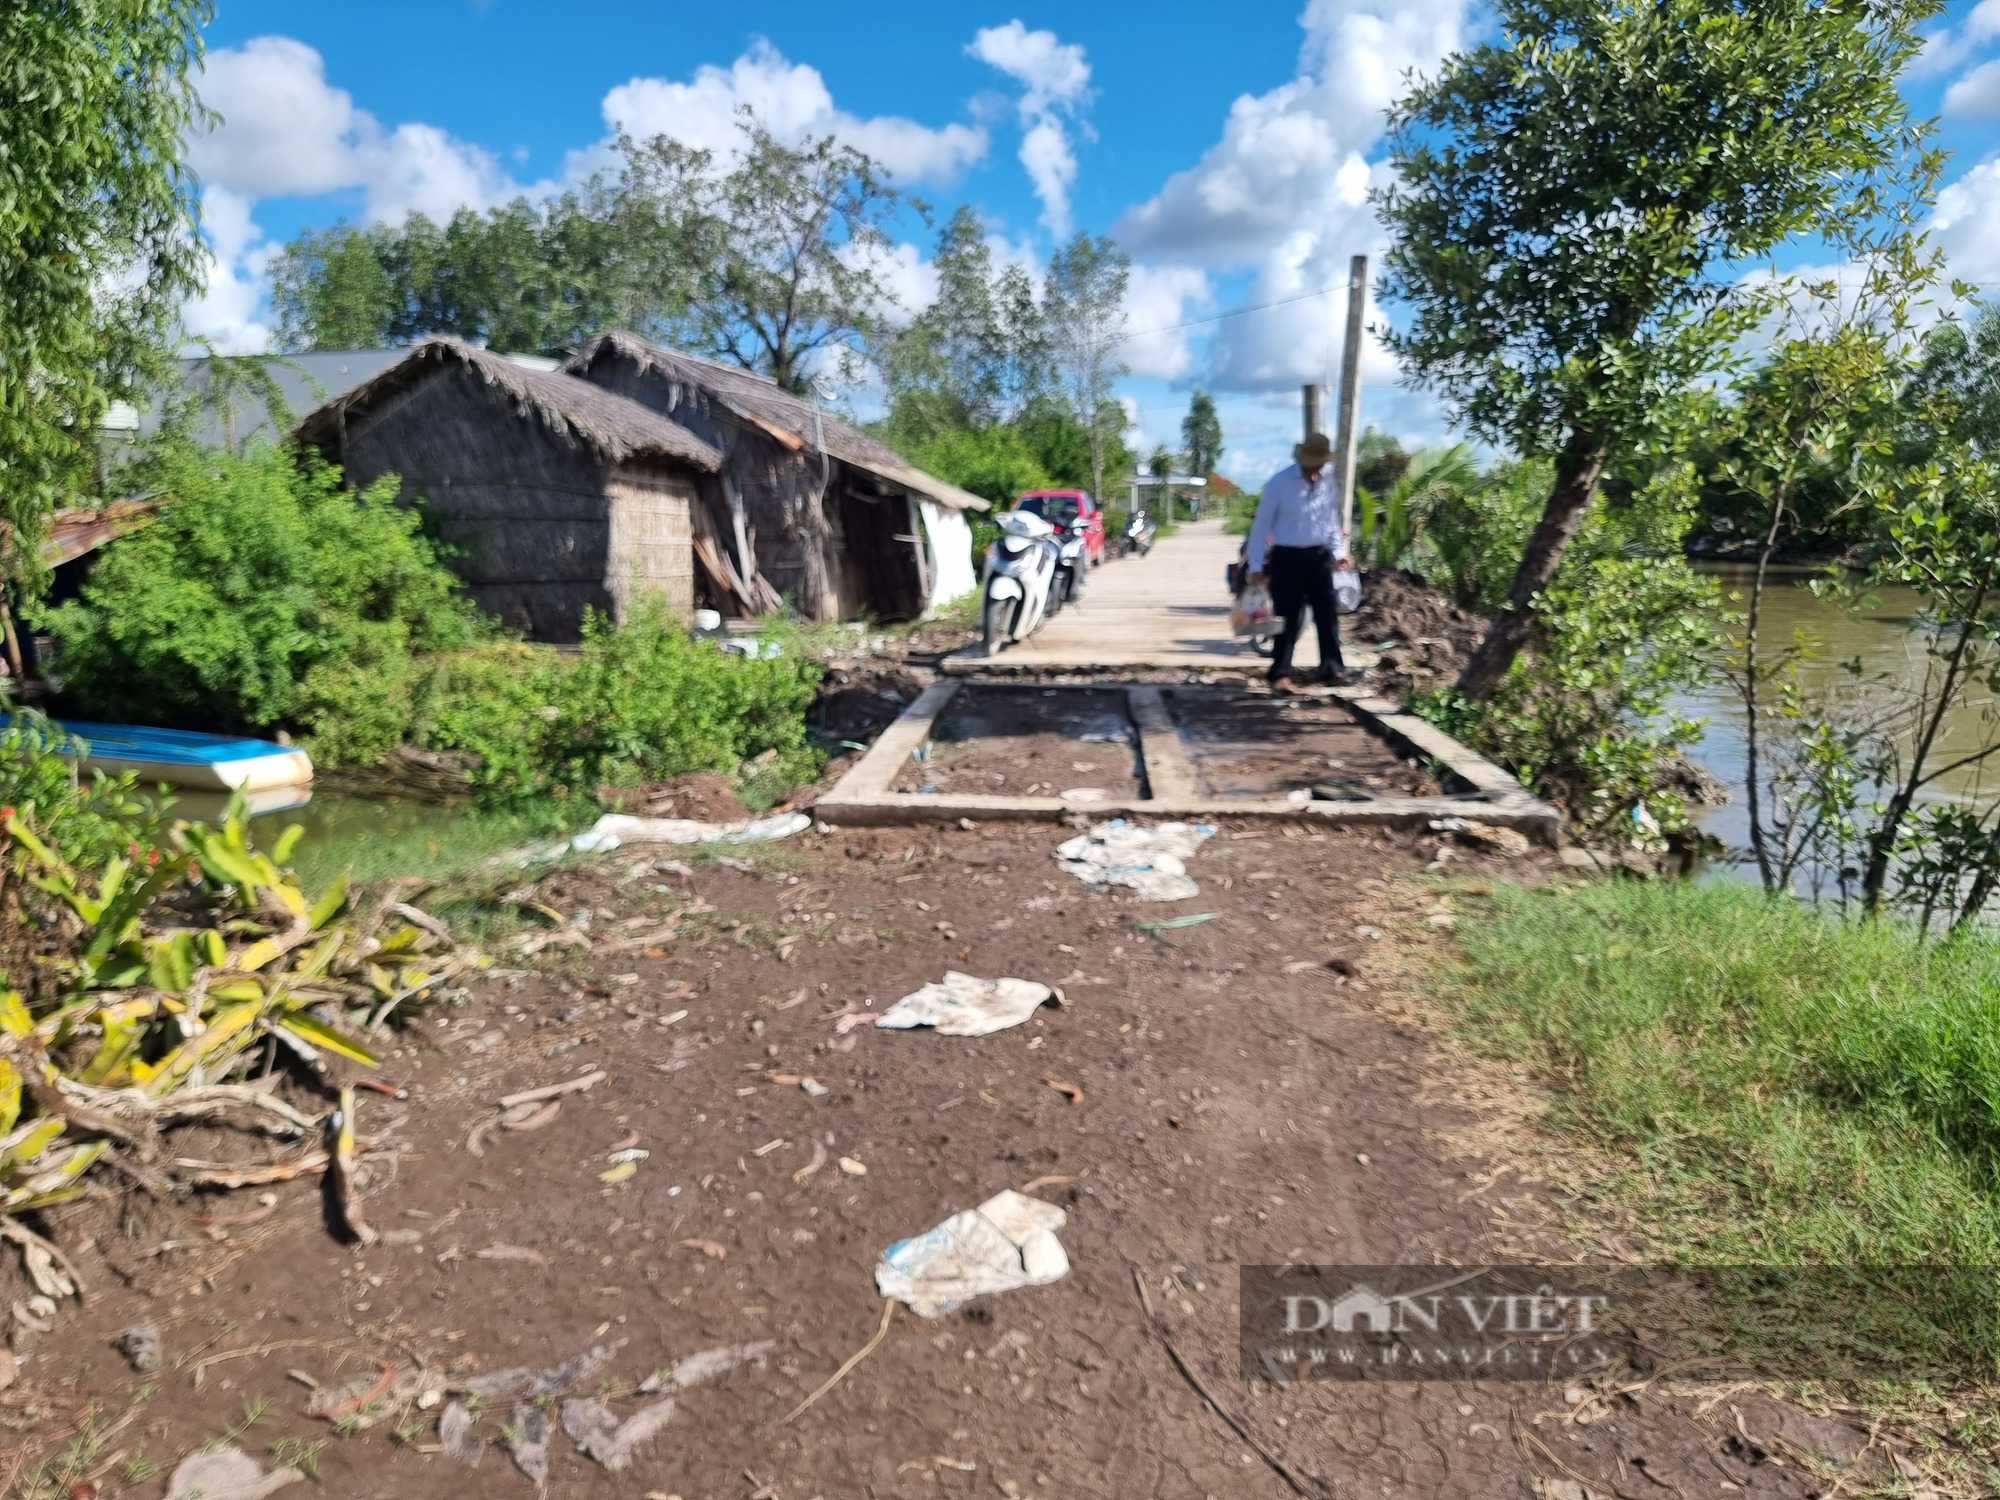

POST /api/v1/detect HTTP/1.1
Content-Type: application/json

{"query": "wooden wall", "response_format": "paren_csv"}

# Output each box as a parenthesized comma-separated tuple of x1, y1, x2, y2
(327, 363, 695, 642)
(606, 461, 695, 622)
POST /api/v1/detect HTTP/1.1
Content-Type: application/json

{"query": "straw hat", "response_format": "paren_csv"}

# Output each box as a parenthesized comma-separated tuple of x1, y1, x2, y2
(1294, 432, 1334, 467)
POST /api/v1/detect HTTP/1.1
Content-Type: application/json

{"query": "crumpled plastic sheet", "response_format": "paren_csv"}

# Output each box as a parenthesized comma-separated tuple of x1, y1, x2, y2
(1054, 818, 1216, 902)
(565, 811, 811, 855)
(876, 1189, 1071, 1317)
(875, 972, 1059, 1038)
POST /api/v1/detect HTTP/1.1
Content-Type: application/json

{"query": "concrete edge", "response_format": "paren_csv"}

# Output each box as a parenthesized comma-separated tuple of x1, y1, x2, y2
(820, 678, 959, 803)
(1125, 685, 1199, 802)
(813, 676, 1562, 845)
(815, 790, 1560, 831)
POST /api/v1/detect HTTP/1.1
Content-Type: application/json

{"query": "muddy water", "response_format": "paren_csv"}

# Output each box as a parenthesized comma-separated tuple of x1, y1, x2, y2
(1680, 566, 2000, 860)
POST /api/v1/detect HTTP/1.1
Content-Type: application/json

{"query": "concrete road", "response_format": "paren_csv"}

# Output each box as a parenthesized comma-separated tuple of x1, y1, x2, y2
(949, 517, 1351, 673)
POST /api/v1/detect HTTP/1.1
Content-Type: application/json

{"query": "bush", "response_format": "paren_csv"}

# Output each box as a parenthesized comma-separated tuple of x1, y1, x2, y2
(414, 602, 822, 807)
(1412, 556, 1717, 830)
(40, 443, 483, 757)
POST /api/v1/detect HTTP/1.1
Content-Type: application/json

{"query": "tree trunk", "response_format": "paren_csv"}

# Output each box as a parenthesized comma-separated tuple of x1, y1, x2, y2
(1453, 429, 1609, 700)
(1741, 482, 1789, 892)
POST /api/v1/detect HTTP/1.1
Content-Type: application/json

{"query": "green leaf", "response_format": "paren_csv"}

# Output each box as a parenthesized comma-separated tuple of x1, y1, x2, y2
(275, 1011, 380, 1068)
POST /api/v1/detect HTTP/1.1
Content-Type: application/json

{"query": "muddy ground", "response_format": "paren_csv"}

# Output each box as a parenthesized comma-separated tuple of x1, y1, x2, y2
(1167, 688, 1439, 801)
(915, 688, 1143, 800)
(3, 820, 1889, 1500)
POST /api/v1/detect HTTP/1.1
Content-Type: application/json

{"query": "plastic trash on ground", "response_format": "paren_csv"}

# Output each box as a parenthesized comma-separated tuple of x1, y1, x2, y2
(875, 972, 1059, 1037)
(876, 1189, 1071, 1317)
(566, 811, 811, 855)
(1055, 819, 1215, 902)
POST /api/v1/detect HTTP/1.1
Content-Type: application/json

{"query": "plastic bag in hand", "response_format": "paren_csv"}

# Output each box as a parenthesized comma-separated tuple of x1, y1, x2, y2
(1231, 582, 1276, 637)
(1333, 566, 1362, 615)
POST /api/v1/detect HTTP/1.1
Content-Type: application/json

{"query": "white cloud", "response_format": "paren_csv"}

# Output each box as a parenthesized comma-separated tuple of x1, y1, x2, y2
(1912, 0, 2000, 79)
(1121, 264, 1212, 381)
(177, 186, 277, 353)
(969, 21, 1094, 235)
(1112, 0, 1470, 394)
(1934, 154, 2000, 286)
(598, 41, 987, 183)
(1946, 57, 2000, 116)
(190, 36, 512, 223)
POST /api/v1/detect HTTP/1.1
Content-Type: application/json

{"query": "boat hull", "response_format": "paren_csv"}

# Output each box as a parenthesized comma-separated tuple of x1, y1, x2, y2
(53, 721, 314, 793)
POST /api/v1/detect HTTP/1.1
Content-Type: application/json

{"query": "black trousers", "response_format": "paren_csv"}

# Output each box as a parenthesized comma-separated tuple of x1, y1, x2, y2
(1266, 544, 1344, 682)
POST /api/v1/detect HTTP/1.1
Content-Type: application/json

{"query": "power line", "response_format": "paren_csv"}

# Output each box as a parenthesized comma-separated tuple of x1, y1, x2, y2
(1111, 283, 1347, 345)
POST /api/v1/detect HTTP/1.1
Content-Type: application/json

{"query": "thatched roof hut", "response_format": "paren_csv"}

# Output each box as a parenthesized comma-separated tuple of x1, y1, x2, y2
(566, 332, 985, 623)
(296, 338, 722, 643)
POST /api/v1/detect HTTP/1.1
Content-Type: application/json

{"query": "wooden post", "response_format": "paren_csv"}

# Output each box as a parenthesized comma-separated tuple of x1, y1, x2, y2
(1332, 253, 1368, 538)
(1301, 383, 1320, 442)
(0, 585, 27, 688)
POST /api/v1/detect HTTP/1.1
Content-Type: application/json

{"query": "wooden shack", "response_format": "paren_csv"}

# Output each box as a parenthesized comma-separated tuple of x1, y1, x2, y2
(295, 339, 722, 643)
(565, 332, 987, 623)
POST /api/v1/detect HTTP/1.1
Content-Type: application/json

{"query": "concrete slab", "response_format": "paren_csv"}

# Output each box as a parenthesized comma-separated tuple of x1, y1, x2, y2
(944, 518, 1370, 676)
(815, 677, 1561, 843)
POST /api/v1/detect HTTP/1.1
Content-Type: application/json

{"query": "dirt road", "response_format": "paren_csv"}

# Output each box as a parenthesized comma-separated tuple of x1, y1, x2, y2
(13, 822, 1874, 1498)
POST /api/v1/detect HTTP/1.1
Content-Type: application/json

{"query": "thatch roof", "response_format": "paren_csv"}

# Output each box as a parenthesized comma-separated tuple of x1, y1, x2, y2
(295, 338, 723, 472)
(567, 332, 988, 512)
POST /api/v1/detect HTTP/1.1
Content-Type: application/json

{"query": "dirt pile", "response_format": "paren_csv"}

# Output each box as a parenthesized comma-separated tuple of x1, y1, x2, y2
(593, 770, 748, 821)
(1352, 569, 1488, 694)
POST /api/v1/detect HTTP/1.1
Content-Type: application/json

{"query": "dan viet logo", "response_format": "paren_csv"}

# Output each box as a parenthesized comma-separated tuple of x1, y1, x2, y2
(1240, 1267, 1622, 1382)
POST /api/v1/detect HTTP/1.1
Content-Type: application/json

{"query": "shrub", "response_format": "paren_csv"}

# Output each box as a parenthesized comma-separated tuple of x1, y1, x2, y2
(414, 602, 822, 807)
(40, 443, 483, 757)
(1412, 555, 1718, 831)
(0, 711, 164, 874)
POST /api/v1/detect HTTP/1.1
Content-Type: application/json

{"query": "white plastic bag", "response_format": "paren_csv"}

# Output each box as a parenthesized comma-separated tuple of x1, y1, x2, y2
(1231, 582, 1275, 637)
(1333, 566, 1363, 615)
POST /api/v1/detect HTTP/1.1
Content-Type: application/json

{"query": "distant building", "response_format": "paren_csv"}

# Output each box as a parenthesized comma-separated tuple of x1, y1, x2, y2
(567, 331, 984, 622)
(295, 339, 721, 643)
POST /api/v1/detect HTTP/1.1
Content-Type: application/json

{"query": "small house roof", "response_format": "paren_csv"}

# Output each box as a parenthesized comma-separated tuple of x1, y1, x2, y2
(295, 338, 723, 472)
(567, 331, 989, 512)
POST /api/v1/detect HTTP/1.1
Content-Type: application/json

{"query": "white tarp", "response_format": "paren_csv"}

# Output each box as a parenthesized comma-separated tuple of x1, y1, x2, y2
(876, 1190, 1071, 1317)
(921, 500, 978, 615)
(1054, 819, 1216, 901)
(875, 972, 1060, 1037)
(566, 811, 811, 855)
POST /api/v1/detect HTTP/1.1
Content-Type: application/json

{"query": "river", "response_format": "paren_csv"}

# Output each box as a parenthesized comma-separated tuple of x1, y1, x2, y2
(1678, 565, 2000, 871)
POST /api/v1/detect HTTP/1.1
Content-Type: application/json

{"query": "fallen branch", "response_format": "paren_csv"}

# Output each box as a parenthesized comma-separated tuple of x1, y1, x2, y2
(0, 1215, 88, 1304)
(498, 1070, 607, 1109)
(173, 1151, 329, 1188)
(781, 1297, 895, 1424)
(1130, 1265, 1324, 1498)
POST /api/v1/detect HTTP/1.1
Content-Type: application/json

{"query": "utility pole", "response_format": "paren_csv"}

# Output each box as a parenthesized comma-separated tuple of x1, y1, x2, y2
(1301, 382, 1320, 441)
(1332, 253, 1367, 538)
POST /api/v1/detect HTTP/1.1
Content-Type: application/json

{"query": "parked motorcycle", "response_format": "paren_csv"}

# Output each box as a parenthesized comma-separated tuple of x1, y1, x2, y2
(1122, 508, 1157, 557)
(1051, 517, 1091, 611)
(980, 509, 1061, 655)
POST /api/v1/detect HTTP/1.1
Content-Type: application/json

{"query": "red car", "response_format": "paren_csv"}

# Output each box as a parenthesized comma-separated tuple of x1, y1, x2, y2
(1012, 489, 1105, 565)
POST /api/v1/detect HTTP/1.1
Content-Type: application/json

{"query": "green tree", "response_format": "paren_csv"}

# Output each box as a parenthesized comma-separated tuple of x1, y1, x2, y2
(1181, 390, 1222, 480)
(1, 0, 212, 574)
(1378, 0, 1943, 699)
(631, 121, 908, 392)
(1044, 233, 1130, 502)
(908, 426, 1051, 508)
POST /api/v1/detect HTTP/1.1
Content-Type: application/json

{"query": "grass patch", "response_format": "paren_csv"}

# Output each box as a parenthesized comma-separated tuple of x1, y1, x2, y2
(265, 800, 581, 889)
(1446, 877, 2000, 1271)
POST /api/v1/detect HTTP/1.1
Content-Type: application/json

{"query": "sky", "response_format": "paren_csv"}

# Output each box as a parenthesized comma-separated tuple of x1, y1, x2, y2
(183, 0, 2000, 487)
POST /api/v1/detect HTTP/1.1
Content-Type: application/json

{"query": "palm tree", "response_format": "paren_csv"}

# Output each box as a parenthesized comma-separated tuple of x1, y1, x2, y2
(1354, 443, 1478, 570)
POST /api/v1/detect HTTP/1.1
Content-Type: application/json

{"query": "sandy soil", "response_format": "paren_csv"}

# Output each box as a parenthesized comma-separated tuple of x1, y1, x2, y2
(1, 821, 1887, 1500)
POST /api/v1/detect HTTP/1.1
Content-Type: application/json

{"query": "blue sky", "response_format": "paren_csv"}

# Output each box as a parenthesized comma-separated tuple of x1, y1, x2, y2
(186, 0, 2000, 484)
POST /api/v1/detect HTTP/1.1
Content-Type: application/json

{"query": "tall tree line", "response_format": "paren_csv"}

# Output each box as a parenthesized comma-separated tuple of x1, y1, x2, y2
(878, 206, 1136, 503)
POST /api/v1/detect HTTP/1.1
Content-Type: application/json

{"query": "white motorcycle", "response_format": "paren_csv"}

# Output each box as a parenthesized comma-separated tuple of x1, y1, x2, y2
(980, 509, 1061, 656)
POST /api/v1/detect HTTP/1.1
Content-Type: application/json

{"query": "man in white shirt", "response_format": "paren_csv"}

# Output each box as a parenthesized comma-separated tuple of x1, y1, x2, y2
(1247, 431, 1358, 690)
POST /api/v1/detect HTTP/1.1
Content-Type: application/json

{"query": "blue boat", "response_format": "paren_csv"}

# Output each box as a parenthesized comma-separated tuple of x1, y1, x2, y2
(53, 720, 314, 795)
